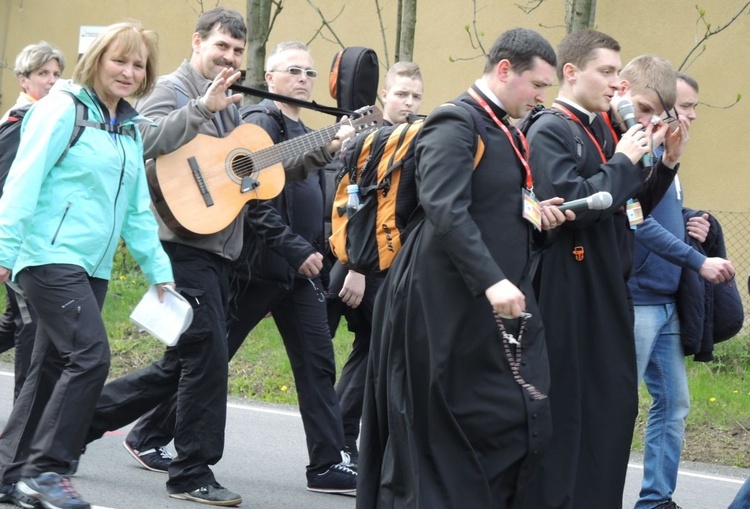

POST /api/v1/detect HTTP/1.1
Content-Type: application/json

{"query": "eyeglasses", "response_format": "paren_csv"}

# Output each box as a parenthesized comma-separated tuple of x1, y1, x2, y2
(655, 90, 679, 124)
(268, 66, 319, 79)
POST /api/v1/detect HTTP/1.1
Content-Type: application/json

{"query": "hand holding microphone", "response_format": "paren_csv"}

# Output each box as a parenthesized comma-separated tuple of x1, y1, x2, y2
(616, 99, 654, 167)
(557, 191, 613, 213)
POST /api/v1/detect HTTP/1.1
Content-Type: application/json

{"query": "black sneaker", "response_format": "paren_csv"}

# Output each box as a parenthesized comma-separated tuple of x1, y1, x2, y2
(169, 482, 242, 506)
(16, 472, 90, 509)
(122, 440, 172, 473)
(306, 463, 357, 495)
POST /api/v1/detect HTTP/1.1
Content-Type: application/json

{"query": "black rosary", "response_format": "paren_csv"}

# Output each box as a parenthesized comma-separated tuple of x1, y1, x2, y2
(493, 311, 547, 401)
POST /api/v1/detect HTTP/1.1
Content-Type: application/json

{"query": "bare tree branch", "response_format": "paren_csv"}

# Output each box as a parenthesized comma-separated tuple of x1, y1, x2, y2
(305, 0, 346, 49)
(515, 0, 547, 15)
(395, 0, 403, 62)
(374, 0, 391, 70)
(679, 2, 750, 70)
(450, 0, 486, 63)
(267, 0, 284, 38)
(185, 0, 221, 15)
(699, 95, 742, 110)
(470, 0, 486, 55)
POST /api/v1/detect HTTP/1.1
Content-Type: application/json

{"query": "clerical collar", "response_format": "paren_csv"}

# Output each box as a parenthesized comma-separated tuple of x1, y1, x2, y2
(474, 79, 509, 121)
(556, 97, 597, 124)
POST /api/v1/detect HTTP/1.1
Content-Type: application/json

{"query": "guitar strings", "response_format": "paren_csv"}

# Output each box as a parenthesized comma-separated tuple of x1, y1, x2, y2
(193, 116, 373, 179)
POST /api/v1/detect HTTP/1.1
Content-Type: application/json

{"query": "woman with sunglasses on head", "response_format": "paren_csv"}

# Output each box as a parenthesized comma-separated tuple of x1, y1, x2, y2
(0, 21, 173, 509)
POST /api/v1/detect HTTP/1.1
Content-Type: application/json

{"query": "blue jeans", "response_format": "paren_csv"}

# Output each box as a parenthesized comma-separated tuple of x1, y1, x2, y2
(729, 476, 750, 509)
(633, 303, 690, 509)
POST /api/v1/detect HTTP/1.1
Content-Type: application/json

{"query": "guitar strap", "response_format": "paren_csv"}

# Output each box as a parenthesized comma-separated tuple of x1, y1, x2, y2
(229, 83, 356, 118)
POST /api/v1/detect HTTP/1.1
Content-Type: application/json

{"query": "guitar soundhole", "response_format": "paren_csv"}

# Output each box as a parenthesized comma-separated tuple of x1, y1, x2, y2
(229, 152, 257, 183)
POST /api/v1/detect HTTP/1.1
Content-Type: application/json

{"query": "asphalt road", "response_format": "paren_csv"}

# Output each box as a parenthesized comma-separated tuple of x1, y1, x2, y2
(0, 366, 747, 508)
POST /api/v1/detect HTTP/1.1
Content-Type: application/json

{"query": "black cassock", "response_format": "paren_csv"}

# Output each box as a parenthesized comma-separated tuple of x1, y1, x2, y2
(520, 103, 676, 509)
(357, 87, 552, 509)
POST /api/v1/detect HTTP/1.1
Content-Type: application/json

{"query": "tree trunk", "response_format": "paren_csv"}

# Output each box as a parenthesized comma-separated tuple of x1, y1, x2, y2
(399, 0, 417, 61)
(568, 0, 596, 33)
(245, 0, 273, 104)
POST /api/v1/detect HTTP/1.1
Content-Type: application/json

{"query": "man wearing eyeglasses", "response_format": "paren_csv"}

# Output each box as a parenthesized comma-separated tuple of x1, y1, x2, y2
(628, 72, 735, 509)
(230, 41, 358, 495)
(522, 41, 690, 508)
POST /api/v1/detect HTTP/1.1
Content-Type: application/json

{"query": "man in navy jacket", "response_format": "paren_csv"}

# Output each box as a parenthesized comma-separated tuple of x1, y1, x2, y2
(628, 72, 735, 509)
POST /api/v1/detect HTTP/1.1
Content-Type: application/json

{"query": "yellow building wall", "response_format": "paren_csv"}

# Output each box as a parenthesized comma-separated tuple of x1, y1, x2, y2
(1, 0, 748, 212)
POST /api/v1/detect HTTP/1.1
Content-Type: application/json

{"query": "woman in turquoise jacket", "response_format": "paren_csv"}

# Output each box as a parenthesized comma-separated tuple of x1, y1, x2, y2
(0, 22, 173, 509)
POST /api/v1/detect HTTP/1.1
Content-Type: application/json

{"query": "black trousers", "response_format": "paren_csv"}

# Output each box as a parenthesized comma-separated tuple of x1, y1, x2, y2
(325, 262, 383, 452)
(0, 284, 37, 401)
(0, 265, 108, 482)
(86, 242, 231, 494)
(126, 274, 345, 480)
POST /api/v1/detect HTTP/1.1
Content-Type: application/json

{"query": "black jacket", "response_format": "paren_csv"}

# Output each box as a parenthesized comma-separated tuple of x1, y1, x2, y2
(677, 209, 743, 361)
(238, 100, 328, 287)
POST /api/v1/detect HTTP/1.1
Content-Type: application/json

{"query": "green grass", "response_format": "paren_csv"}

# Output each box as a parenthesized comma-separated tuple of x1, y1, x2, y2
(2, 244, 749, 467)
(631, 334, 750, 467)
(0, 243, 355, 406)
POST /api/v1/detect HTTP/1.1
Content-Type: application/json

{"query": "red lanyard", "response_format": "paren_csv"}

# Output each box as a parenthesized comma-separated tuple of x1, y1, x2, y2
(467, 88, 533, 191)
(552, 103, 617, 164)
(600, 111, 621, 144)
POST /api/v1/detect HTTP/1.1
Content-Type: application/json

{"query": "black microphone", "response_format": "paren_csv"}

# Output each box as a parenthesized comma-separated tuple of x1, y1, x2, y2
(558, 191, 613, 213)
(616, 99, 652, 167)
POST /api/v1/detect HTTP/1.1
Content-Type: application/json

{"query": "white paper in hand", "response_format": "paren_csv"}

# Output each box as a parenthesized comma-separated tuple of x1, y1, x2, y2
(130, 285, 193, 347)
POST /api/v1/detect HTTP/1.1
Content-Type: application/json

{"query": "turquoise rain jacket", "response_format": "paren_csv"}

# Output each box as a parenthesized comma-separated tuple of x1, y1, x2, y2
(0, 80, 172, 284)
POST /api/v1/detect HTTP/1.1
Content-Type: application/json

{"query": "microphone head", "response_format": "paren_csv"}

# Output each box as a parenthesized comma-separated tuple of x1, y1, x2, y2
(616, 99, 637, 128)
(589, 191, 613, 210)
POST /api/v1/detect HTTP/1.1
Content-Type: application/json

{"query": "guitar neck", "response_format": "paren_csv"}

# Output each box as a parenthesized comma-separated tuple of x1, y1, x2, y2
(252, 121, 345, 169)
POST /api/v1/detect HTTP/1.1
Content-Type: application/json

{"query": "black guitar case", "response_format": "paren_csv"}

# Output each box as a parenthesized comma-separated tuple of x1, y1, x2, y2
(324, 47, 380, 267)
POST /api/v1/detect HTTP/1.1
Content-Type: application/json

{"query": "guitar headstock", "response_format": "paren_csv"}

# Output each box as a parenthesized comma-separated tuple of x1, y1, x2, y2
(350, 105, 383, 133)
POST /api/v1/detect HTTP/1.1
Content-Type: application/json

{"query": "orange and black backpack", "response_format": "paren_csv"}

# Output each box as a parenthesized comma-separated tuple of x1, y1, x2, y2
(329, 101, 486, 273)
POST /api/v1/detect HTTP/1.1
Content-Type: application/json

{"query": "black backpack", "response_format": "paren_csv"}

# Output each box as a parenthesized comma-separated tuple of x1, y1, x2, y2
(516, 104, 583, 159)
(0, 92, 88, 197)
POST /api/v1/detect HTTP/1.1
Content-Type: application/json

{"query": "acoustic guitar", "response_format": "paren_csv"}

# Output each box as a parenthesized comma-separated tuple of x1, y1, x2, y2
(148, 105, 382, 236)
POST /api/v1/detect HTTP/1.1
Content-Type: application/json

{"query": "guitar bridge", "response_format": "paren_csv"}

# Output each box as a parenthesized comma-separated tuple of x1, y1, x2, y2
(241, 176, 260, 193)
(188, 156, 214, 207)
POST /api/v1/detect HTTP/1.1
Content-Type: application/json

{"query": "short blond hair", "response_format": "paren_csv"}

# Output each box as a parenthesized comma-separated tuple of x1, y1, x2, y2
(620, 55, 677, 110)
(384, 61, 423, 91)
(73, 21, 158, 99)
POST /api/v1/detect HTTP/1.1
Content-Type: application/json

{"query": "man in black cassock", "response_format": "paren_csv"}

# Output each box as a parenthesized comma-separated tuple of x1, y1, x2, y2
(356, 28, 574, 509)
(521, 32, 689, 508)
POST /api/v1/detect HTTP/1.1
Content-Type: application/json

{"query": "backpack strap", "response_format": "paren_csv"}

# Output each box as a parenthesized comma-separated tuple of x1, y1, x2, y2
(55, 91, 142, 166)
(240, 102, 287, 141)
(162, 74, 190, 110)
(54, 91, 89, 167)
(449, 100, 487, 169)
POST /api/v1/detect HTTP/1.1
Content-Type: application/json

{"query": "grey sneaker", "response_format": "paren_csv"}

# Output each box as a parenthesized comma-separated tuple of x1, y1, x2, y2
(0, 482, 13, 502)
(169, 482, 242, 506)
(16, 472, 90, 509)
(122, 440, 172, 473)
(9, 484, 39, 509)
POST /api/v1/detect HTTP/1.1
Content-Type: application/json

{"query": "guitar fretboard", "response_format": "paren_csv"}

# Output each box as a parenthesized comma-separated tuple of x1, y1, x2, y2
(243, 122, 346, 175)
